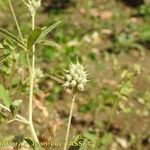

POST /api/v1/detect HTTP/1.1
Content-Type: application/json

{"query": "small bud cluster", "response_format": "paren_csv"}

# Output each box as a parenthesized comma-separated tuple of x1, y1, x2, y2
(63, 61, 88, 91)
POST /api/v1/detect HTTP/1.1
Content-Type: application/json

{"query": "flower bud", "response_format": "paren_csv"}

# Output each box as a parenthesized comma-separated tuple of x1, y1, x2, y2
(65, 74, 72, 81)
(63, 81, 70, 87)
(81, 79, 87, 84)
(77, 83, 84, 91)
(70, 80, 77, 87)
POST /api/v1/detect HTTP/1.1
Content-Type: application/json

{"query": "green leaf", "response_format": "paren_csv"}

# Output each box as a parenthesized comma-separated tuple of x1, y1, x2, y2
(4, 39, 15, 50)
(25, 138, 43, 150)
(0, 84, 12, 107)
(38, 40, 61, 49)
(83, 132, 97, 142)
(38, 21, 62, 41)
(25, 138, 35, 149)
(83, 132, 97, 148)
(139, 24, 150, 41)
(27, 28, 42, 49)
(0, 28, 25, 47)
(0, 53, 10, 61)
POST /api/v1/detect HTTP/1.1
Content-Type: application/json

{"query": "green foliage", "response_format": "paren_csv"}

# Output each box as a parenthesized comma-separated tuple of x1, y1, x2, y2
(111, 31, 145, 53)
(100, 133, 113, 146)
(139, 24, 150, 41)
(0, 53, 10, 61)
(38, 21, 62, 40)
(24, 138, 35, 149)
(83, 132, 97, 148)
(43, 46, 55, 61)
(79, 97, 97, 113)
(137, 5, 150, 17)
(0, 84, 12, 107)
(0, 0, 150, 149)
(0, 28, 25, 48)
(40, 40, 61, 49)
(27, 28, 42, 49)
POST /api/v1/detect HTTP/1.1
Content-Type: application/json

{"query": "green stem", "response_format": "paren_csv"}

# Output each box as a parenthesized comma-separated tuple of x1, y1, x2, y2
(28, 11, 39, 143)
(8, 0, 24, 42)
(63, 94, 76, 150)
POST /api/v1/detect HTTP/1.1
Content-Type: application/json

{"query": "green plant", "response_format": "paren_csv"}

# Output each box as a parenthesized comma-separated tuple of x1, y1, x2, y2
(0, 0, 61, 147)
(109, 63, 141, 123)
(137, 4, 150, 18)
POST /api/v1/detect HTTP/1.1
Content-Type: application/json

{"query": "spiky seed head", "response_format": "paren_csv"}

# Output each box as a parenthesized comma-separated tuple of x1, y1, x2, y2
(62, 61, 88, 91)
(77, 83, 84, 91)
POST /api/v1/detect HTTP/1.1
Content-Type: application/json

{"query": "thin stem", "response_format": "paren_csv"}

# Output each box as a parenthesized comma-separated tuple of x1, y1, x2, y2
(7, 118, 29, 124)
(8, 0, 24, 42)
(28, 11, 39, 143)
(63, 94, 76, 150)
(26, 53, 32, 74)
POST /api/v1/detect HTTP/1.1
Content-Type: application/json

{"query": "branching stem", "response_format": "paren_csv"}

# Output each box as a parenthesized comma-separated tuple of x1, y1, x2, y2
(0, 103, 28, 124)
(8, 0, 39, 143)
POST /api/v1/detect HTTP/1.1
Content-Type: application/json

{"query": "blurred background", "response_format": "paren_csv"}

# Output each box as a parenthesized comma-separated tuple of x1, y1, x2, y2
(0, 0, 150, 149)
